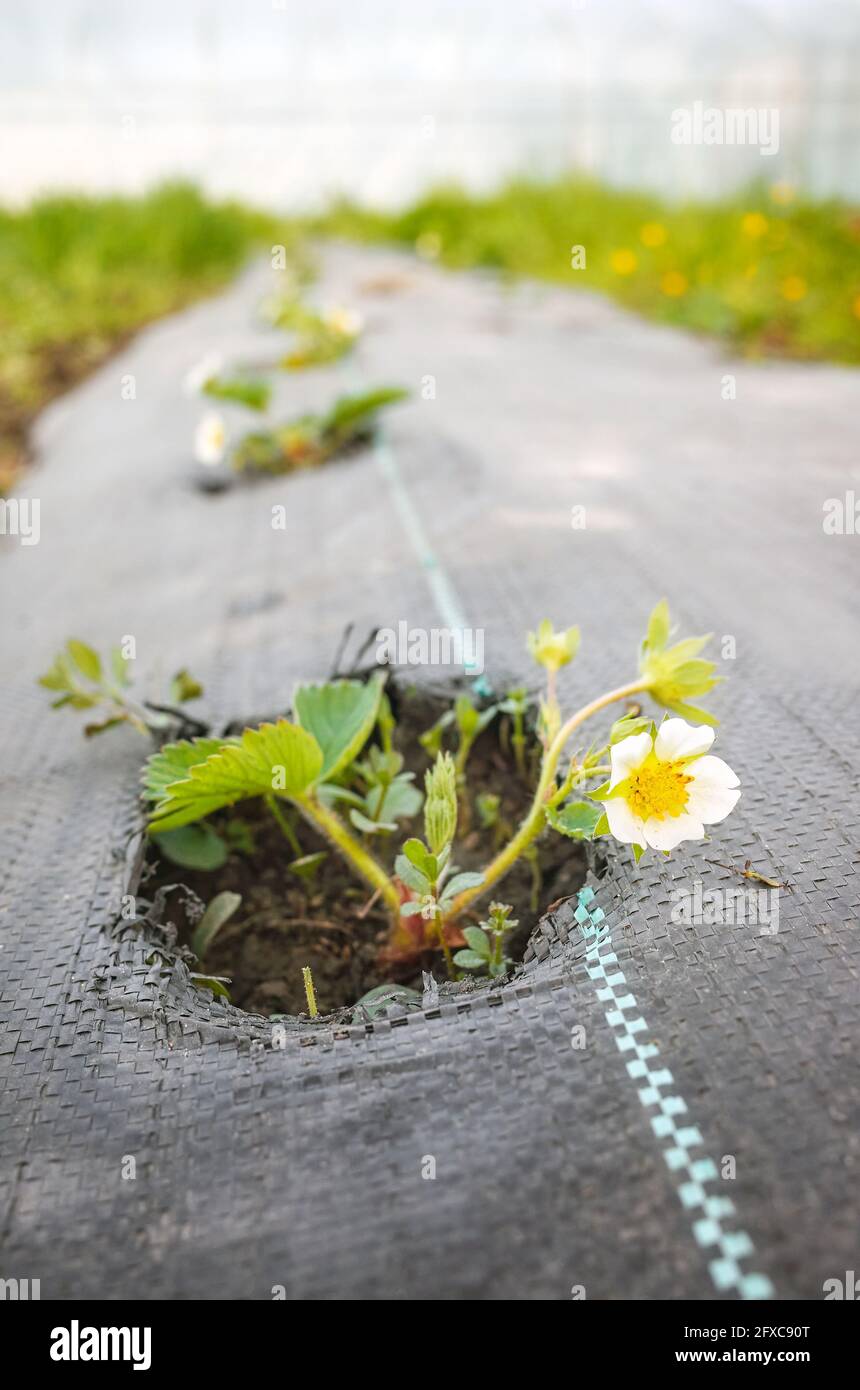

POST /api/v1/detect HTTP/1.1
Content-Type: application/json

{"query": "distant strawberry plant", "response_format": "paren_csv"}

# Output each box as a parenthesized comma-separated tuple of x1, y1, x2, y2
(264, 298, 363, 369)
(38, 639, 203, 740)
(231, 387, 408, 475)
(186, 282, 406, 477)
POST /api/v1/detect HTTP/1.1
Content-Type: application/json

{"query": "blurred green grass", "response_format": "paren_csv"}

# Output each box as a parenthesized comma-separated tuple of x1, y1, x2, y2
(315, 176, 860, 365)
(0, 183, 281, 488)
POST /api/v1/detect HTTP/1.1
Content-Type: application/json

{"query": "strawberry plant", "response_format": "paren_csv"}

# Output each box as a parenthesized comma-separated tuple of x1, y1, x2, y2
(41, 602, 740, 998)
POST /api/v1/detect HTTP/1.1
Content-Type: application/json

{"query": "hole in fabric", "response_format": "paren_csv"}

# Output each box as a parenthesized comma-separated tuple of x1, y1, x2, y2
(140, 684, 588, 1017)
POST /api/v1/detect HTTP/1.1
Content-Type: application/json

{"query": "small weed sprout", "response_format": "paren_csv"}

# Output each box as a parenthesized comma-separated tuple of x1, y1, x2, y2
(397, 753, 482, 974)
(498, 687, 529, 779)
(302, 965, 319, 1018)
(190, 268, 407, 479)
(475, 792, 500, 828)
(265, 298, 362, 369)
(454, 902, 518, 979)
(38, 639, 204, 739)
(452, 694, 497, 829)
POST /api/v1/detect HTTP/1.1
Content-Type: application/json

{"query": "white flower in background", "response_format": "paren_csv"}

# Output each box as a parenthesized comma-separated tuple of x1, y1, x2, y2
(194, 413, 227, 466)
(324, 306, 363, 338)
(183, 352, 223, 397)
(600, 718, 740, 855)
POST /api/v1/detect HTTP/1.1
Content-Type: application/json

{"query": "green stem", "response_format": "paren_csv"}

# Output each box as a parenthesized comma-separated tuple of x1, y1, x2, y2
(546, 668, 558, 717)
(297, 795, 401, 918)
(302, 965, 319, 1018)
(547, 759, 611, 809)
(371, 774, 393, 824)
(454, 734, 473, 782)
(265, 795, 302, 855)
(455, 736, 474, 831)
(433, 906, 455, 979)
(441, 678, 648, 922)
(512, 713, 526, 779)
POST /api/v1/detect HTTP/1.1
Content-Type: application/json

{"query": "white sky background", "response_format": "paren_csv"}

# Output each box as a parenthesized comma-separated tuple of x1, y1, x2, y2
(0, 0, 858, 206)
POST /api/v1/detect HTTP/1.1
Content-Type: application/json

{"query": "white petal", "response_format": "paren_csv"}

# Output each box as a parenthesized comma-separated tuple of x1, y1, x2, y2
(643, 812, 704, 852)
(655, 718, 714, 763)
(688, 755, 739, 789)
(685, 756, 740, 823)
(608, 731, 653, 789)
(686, 782, 741, 824)
(603, 797, 647, 845)
(194, 414, 226, 466)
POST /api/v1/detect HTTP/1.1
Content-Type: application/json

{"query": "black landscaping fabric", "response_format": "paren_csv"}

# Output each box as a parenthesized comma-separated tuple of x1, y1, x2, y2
(1, 246, 858, 1299)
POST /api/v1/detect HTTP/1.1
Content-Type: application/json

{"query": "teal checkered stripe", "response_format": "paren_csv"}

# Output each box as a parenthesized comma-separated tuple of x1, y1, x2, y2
(574, 887, 774, 1301)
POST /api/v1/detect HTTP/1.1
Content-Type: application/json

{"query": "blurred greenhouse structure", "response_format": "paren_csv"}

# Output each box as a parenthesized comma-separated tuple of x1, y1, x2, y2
(1, 0, 859, 208)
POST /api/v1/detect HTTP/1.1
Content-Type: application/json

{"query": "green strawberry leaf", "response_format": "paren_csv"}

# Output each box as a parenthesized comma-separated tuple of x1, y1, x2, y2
(151, 824, 229, 872)
(38, 653, 76, 692)
(379, 776, 422, 822)
(141, 738, 230, 802)
(320, 386, 408, 439)
(148, 720, 323, 832)
(110, 647, 131, 688)
(66, 639, 102, 683)
(546, 800, 604, 840)
(294, 677, 383, 780)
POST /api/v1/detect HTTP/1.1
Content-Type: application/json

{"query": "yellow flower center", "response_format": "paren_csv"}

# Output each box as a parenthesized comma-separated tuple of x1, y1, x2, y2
(625, 757, 692, 821)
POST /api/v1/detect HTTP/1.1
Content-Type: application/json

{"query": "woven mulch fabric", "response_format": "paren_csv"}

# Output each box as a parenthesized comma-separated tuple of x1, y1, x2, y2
(1, 244, 858, 1299)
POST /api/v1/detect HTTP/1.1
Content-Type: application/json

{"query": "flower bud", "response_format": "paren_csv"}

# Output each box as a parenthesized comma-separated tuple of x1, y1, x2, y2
(527, 620, 580, 674)
(639, 601, 721, 725)
(424, 751, 458, 854)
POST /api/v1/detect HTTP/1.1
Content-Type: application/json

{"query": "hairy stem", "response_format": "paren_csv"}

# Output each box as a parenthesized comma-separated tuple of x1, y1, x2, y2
(441, 678, 648, 921)
(297, 795, 401, 918)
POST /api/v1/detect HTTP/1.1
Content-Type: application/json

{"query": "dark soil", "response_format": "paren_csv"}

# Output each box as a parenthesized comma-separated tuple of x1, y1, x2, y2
(144, 687, 588, 1017)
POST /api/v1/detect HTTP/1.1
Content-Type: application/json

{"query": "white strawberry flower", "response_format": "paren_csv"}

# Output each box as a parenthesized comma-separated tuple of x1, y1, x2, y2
(194, 412, 227, 466)
(600, 717, 740, 855)
(183, 352, 223, 397)
(325, 306, 363, 338)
